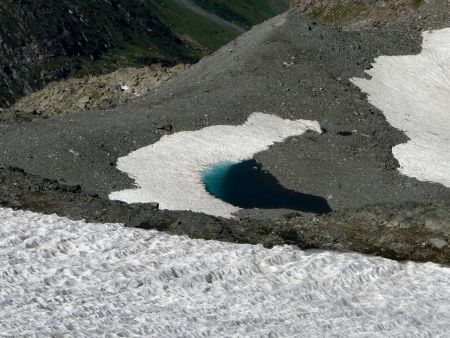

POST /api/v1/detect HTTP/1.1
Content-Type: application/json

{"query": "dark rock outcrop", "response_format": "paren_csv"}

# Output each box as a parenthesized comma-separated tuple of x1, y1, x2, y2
(0, 165, 449, 265)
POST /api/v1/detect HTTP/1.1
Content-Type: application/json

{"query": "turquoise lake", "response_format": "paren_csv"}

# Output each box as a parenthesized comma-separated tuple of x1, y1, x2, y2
(203, 160, 331, 214)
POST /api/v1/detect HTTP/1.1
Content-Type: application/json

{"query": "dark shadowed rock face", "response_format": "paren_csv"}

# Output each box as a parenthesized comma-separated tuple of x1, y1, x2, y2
(0, 0, 198, 108)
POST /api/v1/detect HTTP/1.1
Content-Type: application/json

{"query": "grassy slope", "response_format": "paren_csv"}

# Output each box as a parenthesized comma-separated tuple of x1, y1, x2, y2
(74, 0, 239, 77)
(190, 0, 289, 29)
(151, 0, 238, 51)
(268, 0, 291, 12)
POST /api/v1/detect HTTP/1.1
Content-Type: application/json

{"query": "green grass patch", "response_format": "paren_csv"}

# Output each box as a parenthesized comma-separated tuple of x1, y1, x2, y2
(89, 90, 102, 101)
(190, 0, 287, 29)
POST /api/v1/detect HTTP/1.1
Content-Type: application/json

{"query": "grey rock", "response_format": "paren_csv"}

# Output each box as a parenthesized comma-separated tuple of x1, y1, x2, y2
(429, 238, 448, 250)
(2, 11, 449, 212)
(424, 218, 450, 234)
(149, 202, 160, 210)
(77, 96, 90, 109)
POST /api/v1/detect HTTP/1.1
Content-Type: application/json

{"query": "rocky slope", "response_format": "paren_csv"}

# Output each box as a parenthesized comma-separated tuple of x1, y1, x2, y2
(2, 64, 189, 120)
(290, 0, 449, 29)
(0, 9, 449, 264)
(0, 0, 246, 108)
(0, 0, 291, 110)
(0, 0, 196, 108)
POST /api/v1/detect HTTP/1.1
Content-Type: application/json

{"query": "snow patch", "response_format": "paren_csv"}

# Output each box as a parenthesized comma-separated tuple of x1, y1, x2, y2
(351, 28, 450, 187)
(109, 113, 321, 217)
(0, 207, 449, 337)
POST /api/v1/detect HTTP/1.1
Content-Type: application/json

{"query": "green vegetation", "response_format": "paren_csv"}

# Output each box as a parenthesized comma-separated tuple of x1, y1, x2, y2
(62, 0, 241, 78)
(191, 0, 289, 29)
(68, 0, 239, 78)
(150, 0, 238, 51)
(89, 90, 102, 102)
(413, 0, 425, 9)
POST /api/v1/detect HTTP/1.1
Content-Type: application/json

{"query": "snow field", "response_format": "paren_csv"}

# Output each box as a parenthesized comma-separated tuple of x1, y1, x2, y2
(110, 113, 321, 217)
(0, 208, 449, 337)
(352, 28, 450, 188)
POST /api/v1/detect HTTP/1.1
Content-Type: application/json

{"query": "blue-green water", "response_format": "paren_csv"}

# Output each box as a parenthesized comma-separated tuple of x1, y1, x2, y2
(203, 160, 331, 214)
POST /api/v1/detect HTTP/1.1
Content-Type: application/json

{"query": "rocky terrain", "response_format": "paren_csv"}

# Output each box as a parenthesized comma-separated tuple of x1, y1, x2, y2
(290, 0, 449, 29)
(0, 0, 268, 109)
(0, 5, 449, 265)
(0, 165, 448, 264)
(0, 0, 290, 110)
(1, 3, 449, 337)
(2, 64, 189, 120)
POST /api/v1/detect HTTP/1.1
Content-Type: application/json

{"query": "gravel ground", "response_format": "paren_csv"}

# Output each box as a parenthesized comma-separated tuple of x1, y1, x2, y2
(0, 11, 449, 206)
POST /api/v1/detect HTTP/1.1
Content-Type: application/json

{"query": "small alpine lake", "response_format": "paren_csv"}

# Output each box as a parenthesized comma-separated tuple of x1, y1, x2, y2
(203, 159, 332, 214)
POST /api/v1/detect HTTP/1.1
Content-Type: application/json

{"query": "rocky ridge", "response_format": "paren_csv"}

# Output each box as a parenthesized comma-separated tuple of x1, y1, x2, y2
(0, 165, 448, 265)
(2, 64, 189, 120)
(290, 0, 450, 29)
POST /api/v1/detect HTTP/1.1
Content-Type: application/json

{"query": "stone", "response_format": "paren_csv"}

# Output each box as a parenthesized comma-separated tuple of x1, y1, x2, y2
(157, 124, 173, 133)
(424, 218, 450, 234)
(429, 238, 448, 250)
(148, 202, 159, 210)
(77, 95, 90, 109)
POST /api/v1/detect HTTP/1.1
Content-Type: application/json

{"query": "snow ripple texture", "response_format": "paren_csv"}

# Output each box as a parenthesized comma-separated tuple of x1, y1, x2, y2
(351, 28, 450, 188)
(109, 113, 321, 218)
(0, 208, 449, 337)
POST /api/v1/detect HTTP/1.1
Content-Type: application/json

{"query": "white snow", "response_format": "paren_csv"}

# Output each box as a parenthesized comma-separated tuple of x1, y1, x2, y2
(109, 113, 321, 217)
(351, 28, 450, 188)
(0, 207, 449, 337)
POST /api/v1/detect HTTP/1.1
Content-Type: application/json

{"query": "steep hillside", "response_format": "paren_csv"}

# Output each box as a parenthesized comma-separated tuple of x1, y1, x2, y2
(0, 0, 237, 107)
(191, 0, 289, 28)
